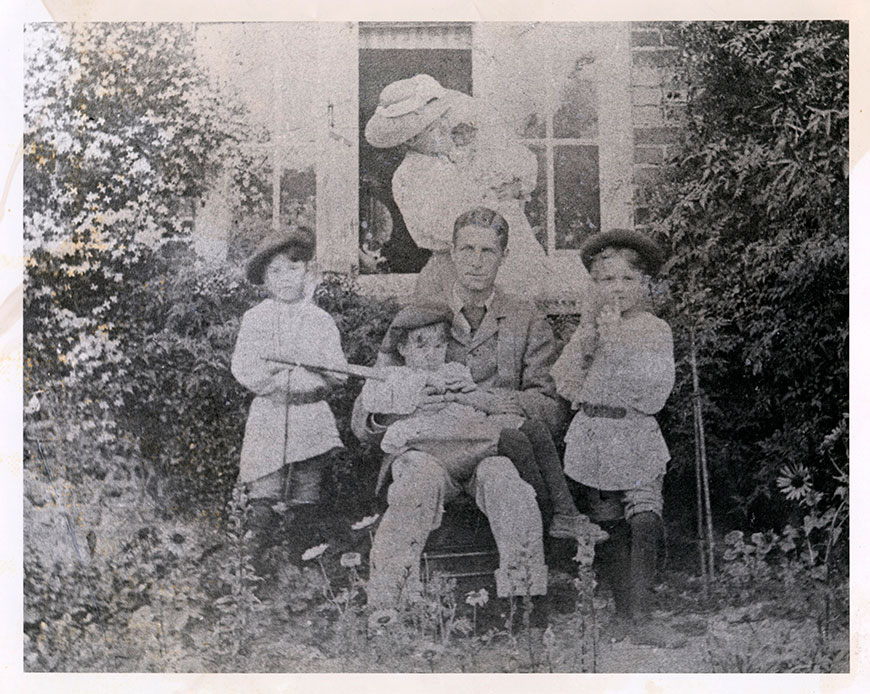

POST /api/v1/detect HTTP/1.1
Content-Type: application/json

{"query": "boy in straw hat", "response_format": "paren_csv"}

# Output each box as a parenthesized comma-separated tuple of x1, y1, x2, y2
(231, 226, 348, 556)
(551, 228, 685, 648)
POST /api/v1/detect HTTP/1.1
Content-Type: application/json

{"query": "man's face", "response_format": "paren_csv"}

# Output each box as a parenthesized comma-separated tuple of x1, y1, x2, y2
(590, 252, 647, 315)
(451, 225, 505, 295)
(263, 253, 308, 302)
(397, 324, 448, 371)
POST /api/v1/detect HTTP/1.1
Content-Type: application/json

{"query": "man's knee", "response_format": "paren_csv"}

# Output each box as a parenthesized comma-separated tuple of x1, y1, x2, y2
(388, 451, 449, 505)
(477, 455, 521, 484)
(477, 456, 536, 501)
(497, 428, 529, 451)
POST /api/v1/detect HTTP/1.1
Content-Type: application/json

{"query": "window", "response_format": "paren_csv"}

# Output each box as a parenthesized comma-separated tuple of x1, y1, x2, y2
(474, 23, 633, 259)
(314, 23, 633, 306)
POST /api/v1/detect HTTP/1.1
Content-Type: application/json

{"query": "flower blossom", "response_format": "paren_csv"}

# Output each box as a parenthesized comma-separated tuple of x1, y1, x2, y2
(351, 514, 380, 531)
(301, 543, 329, 561)
(340, 552, 361, 568)
(776, 463, 812, 502)
(465, 588, 489, 607)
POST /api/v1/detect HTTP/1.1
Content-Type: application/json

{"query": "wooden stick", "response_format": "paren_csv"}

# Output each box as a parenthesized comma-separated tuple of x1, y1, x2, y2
(692, 382, 710, 594)
(265, 357, 387, 381)
(690, 327, 716, 581)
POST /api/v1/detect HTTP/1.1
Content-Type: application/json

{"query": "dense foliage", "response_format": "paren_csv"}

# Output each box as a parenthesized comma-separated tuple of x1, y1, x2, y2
(648, 21, 848, 530)
(23, 22, 252, 473)
(22, 23, 397, 508)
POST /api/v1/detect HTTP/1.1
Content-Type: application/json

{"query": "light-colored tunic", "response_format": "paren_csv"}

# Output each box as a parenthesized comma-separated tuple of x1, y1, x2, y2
(231, 299, 345, 483)
(558, 311, 675, 491)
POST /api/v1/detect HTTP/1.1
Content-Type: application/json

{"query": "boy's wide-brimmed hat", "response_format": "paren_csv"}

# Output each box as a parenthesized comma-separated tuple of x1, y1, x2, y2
(580, 228, 665, 275)
(380, 304, 454, 356)
(364, 74, 464, 149)
(245, 227, 316, 285)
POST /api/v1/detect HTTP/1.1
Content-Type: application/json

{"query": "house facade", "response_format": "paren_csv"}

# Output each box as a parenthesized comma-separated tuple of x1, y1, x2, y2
(194, 22, 682, 313)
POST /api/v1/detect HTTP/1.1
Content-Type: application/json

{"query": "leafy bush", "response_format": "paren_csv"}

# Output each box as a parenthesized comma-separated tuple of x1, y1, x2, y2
(23, 23, 399, 510)
(647, 21, 848, 528)
(23, 22, 254, 501)
(27, 238, 399, 508)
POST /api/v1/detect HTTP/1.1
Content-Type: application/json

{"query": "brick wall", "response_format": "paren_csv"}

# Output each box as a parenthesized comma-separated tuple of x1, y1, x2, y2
(629, 22, 685, 229)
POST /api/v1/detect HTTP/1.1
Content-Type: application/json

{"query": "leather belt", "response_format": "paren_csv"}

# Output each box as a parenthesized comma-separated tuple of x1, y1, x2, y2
(579, 402, 627, 419)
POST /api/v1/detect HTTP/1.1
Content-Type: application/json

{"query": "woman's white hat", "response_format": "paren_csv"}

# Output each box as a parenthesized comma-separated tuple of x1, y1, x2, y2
(364, 74, 464, 149)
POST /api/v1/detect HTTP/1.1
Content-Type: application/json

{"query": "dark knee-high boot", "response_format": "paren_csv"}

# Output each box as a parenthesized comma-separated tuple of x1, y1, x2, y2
(595, 519, 632, 619)
(629, 511, 661, 615)
(628, 511, 686, 648)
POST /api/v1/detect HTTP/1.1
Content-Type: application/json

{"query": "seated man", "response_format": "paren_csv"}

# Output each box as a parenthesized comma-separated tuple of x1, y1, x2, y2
(351, 207, 566, 623)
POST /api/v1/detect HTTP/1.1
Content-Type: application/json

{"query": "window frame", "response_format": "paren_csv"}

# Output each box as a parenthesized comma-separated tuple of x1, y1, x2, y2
(316, 22, 634, 311)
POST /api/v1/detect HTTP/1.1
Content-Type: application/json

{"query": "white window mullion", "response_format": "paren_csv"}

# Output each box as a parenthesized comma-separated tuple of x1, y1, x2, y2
(545, 136, 556, 257)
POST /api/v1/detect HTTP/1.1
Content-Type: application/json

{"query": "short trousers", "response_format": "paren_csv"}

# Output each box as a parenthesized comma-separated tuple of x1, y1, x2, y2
(577, 474, 664, 522)
(247, 449, 339, 503)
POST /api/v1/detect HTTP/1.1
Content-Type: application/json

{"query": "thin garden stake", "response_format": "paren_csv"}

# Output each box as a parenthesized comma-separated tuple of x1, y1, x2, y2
(692, 397, 709, 594)
(690, 327, 716, 580)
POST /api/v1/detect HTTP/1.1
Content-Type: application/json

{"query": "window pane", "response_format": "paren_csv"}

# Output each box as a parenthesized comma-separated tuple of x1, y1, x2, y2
(524, 144, 548, 250)
(554, 73, 598, 139)
(280, 166, 315, 228)
(554, 144, 600, 249)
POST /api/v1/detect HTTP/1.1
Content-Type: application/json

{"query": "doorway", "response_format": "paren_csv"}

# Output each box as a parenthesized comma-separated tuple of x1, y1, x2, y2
(358, 48, 472, 275)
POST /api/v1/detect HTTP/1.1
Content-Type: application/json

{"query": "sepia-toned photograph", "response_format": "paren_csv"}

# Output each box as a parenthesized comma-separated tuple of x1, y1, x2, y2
(20, 19, 848, 673)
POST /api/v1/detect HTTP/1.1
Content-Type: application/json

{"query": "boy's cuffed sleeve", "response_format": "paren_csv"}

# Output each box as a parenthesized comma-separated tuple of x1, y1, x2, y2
(360, 368, 425, 416)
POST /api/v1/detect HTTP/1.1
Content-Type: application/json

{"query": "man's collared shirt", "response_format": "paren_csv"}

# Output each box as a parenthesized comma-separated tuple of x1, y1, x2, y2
(449, 283, 495, 335)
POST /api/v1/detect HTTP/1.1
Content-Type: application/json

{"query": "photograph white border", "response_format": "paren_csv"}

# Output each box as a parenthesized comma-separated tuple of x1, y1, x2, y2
(2, 1, 866, 691)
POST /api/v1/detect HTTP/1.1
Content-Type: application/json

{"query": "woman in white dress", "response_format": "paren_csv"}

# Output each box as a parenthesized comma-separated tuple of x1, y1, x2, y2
(365, 74, 550, 303)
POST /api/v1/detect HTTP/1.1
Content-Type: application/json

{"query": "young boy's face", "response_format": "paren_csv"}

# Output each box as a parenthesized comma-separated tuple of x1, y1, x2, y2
(407, 114, 454, 156)
(264, 252, 308, 302)
(590, 251, 647, 315)
(397, 323, 449, 371)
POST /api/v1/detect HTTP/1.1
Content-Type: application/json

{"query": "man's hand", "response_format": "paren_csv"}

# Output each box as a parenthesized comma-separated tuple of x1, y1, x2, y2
(445, 389, 524, 416)
(436, 363, 477, 394)
(442, 372, 477, 394)
(416, 388, 449, 412)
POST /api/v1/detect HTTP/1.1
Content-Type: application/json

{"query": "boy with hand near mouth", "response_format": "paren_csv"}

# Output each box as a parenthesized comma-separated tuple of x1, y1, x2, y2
(552, 228, 684, 648)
